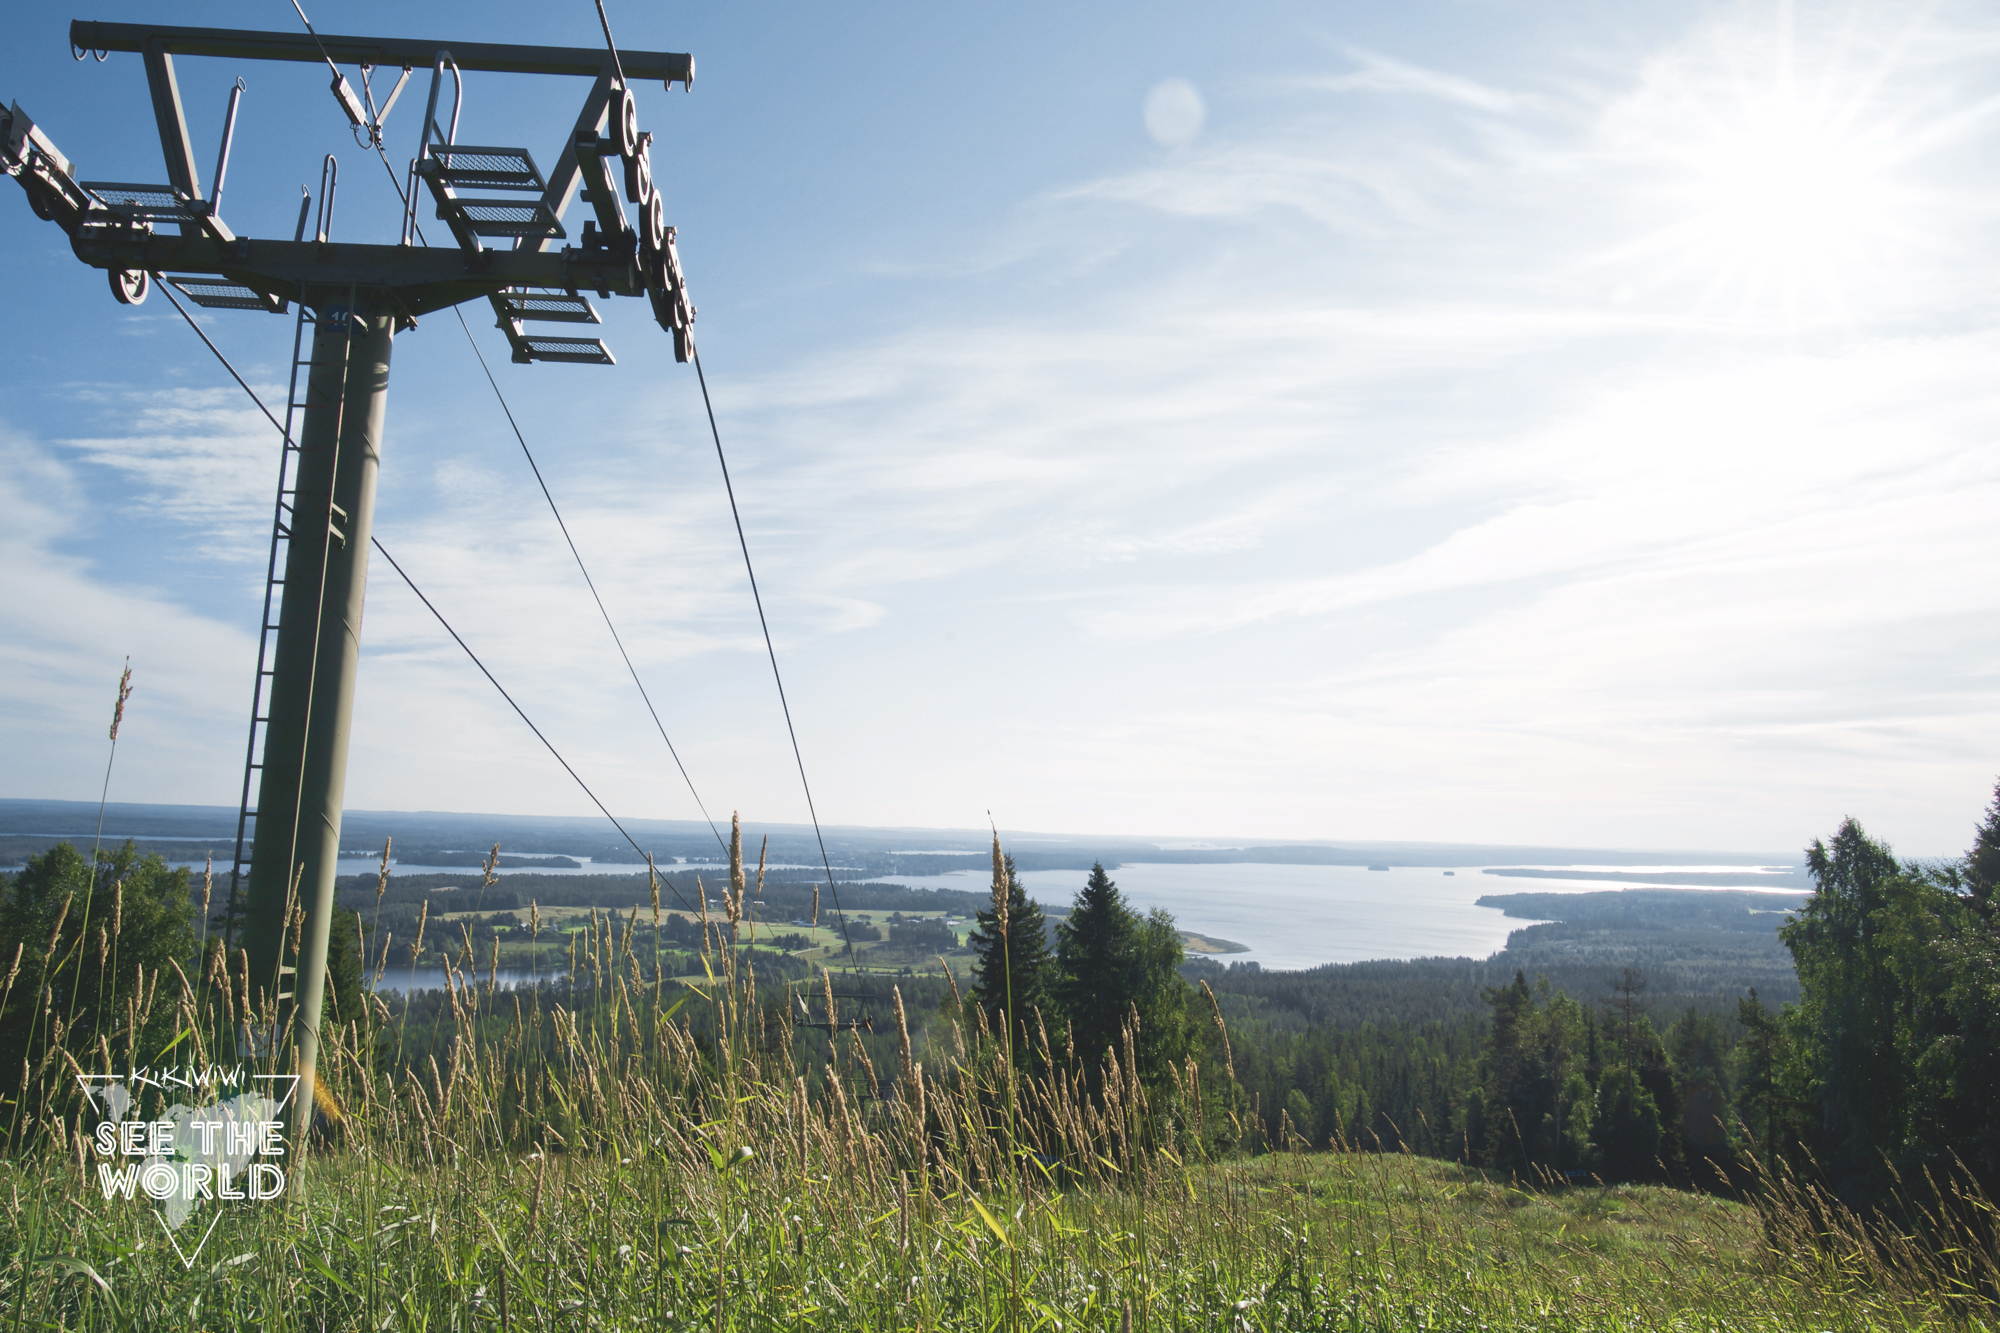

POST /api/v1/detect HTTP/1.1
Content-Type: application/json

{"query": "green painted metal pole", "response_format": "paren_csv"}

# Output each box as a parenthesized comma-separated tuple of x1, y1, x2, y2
(243, 292, 395, 1115)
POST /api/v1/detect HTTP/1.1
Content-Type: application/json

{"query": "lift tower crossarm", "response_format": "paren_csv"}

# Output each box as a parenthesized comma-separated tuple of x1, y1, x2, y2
(68, 230, 646, 316)
(70, 21, 694, 88)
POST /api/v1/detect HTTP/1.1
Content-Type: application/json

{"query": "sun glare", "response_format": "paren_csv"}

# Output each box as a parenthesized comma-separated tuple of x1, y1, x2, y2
(1680, 91, 1896, 308)
(1608, 20, 1933, 328)
(1689, 98, 1886, 273)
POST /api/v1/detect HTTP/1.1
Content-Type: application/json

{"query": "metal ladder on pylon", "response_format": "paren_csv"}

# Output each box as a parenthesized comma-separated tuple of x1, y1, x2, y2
(223, 164, 351, 963)
(220, 295, 310, 951)
(220, 287, 357, 968)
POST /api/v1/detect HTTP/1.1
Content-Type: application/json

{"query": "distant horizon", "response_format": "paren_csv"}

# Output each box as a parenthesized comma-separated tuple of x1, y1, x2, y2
(0, 795, 1826, 863)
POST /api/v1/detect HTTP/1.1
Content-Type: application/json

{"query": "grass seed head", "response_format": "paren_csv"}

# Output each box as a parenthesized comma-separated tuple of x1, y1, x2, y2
(729, 812, 745, 913)
(44, 891, 74, 966)
(989, 833, 1009, 935)
(894, 985, 913, 1086)
(1202, 979, 1235, 1081)
(108, 659, 133, 742)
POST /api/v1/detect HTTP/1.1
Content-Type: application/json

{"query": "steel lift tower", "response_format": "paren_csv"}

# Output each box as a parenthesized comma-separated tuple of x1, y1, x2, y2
(2, 19, 697, 1109)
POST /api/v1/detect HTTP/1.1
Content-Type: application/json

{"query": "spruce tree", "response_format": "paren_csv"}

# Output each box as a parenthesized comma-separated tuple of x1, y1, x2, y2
(1042, 864, 1198, 1094)
(967, 853, 1051, 1057)
(1054, 862, 1138, 1079)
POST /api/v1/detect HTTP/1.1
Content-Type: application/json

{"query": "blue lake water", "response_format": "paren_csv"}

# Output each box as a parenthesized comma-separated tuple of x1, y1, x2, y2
(857, 862, 1801, 972)
(327, 858, 846, 878)
(194, 854, 1800, 975)
(371, 967, 554, 994)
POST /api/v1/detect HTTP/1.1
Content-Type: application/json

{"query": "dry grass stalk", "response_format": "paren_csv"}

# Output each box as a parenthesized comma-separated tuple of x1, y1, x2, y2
(728, 813, 746, 941)
(1201, 979, 1235, 1081)
(989, 832, 1008, 935)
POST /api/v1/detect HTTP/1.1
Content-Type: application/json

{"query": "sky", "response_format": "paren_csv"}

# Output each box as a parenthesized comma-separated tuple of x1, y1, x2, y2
(3, 0, 1999, 858)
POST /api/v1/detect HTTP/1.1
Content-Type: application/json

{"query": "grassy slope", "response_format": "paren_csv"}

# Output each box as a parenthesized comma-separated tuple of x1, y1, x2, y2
(2, 1147, 1982, 1331)
(3, 834, 1985, 1331)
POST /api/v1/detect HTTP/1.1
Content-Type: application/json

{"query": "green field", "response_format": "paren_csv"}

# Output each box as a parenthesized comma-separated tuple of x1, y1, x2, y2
(4, 1132, 1988, 1330)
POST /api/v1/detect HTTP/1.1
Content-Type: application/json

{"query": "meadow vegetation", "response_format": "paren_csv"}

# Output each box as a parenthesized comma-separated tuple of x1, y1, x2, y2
(0, 810, 1994, 1329)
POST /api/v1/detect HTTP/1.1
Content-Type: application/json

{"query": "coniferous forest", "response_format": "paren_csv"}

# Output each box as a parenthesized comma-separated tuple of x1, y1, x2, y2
(948, 790, 2000, 1223)
(1183, 790, 2000, 1222)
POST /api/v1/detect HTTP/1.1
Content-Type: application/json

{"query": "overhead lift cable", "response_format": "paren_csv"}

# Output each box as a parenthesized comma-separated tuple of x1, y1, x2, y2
(279, 0, 847, 951)
(357, 128, 728, 859)
(691, 346, 856, 954)
(452, 309, 728, 857)
(153, 280, 703, 916)
(366, 536, 698, 908)
(584, 0, 858, 958)
(284, 0, 726, 856)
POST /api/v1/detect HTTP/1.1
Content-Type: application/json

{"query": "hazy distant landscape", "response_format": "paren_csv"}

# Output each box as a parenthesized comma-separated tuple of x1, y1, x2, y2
(0, 796, 1807, 984)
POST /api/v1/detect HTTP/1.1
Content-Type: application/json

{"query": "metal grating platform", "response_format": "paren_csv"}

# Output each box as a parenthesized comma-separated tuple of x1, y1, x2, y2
(80, 181, 196, 222)
(499, 287, 599, 324)
(439, 197, 564, 239)
(514, 335, 615, 365)
(428, 145, 546, 193)
(166, 275, 281, 312)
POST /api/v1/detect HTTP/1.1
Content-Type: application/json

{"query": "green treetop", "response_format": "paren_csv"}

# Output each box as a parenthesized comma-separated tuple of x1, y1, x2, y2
(1053, 862, 1194, 1091)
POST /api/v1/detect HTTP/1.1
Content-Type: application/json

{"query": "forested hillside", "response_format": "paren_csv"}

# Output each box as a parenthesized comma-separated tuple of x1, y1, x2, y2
(1178, 789, 2000, 1218)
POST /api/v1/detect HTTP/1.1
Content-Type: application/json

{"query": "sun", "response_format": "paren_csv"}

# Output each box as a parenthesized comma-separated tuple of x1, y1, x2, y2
(1690, 98, 1885, 267)
(1605, 19, 1929, 328)
(1677, 89, 1900, 311)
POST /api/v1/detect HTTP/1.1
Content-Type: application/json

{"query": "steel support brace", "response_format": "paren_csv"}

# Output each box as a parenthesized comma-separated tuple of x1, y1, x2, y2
(242, 293, 394, 1114)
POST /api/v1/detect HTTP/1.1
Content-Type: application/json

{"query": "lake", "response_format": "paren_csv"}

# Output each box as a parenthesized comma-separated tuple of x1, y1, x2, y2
(328, 857, 843, 878)
(307, 855, 1803, 975)
(371, 967, 560, 994)
(859, 862, 1801, 972)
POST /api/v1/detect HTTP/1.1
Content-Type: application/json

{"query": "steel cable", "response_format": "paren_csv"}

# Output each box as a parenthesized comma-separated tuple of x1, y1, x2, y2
(154, 282, 700, 915)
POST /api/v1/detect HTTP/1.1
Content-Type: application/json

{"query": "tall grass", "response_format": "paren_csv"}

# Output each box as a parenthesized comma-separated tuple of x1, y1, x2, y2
(1, 821, 1994, 1331)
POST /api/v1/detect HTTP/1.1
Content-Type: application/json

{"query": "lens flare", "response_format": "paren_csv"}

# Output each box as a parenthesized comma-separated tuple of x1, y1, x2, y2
(1601, 17, 1939, 329)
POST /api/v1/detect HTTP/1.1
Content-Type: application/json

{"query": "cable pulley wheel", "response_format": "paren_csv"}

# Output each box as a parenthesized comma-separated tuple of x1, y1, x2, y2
(609, 87, 640, 161)
(642, 192, 667, 254)
(624, 135, 653, 208)
(648, 254, 675, 331)
(109, 268, 148, 306)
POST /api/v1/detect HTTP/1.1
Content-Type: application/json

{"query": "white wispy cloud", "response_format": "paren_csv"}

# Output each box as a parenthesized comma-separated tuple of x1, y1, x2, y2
(1294, 48, 1523, 113)
(6, 0, 2000, 854)
(0, 426, 254, 799)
